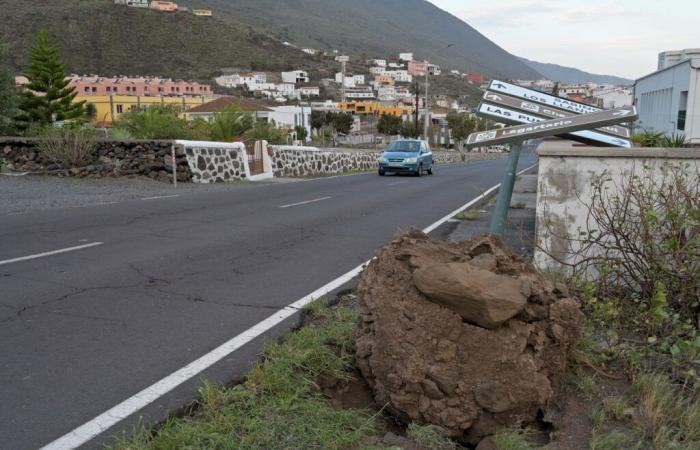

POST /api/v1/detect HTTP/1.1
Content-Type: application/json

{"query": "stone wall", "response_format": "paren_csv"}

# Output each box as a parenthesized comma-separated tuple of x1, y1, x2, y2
(176, 140, 248, 183)
(271, 146, 506, 178)
(0, 137, 191, 182)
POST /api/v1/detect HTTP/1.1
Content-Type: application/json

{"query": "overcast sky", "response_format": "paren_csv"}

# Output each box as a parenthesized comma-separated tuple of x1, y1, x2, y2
(428, 0, 700, 79)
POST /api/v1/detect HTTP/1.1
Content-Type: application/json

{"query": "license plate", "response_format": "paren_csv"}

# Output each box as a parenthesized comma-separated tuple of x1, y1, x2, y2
(389, 162, 403, 167)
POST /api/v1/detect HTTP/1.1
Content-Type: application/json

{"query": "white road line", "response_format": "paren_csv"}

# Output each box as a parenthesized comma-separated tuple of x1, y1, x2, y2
(279, 196, 332, 209)
(39, 162, 539, 450)
(141, 194, 180, 201)
(0, 242, 104, 267)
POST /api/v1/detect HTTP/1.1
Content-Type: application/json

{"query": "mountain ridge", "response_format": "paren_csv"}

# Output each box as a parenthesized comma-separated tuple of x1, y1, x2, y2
(518, 56, 633, 85)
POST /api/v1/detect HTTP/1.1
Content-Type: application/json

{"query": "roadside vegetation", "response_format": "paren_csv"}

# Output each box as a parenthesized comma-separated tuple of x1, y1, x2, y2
(632, 130, 690, 147)
(110, 302, 382, 450)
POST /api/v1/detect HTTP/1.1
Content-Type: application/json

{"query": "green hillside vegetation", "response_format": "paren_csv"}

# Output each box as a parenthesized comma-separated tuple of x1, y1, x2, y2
(178, 0, 541, 79)
(0, 0, 317, 80)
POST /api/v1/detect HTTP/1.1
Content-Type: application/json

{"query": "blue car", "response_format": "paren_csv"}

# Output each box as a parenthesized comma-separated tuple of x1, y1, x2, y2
(378, 139, 434, 176)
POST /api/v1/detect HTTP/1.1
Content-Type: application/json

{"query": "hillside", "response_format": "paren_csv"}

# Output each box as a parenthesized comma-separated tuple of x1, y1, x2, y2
(177, 0, 541, 80)
(0, 0, 318, 80)
(519, 57, 633, 85)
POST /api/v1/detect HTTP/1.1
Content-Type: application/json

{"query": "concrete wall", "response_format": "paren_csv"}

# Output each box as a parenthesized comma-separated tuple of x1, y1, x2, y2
(534, 142, 700, 272)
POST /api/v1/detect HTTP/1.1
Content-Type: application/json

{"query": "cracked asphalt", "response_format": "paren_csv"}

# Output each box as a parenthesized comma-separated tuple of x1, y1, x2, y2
(0, 153, 537, 450)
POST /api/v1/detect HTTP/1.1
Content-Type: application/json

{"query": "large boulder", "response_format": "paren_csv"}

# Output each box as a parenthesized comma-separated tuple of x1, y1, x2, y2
(413, 262, 527, 329)
(356, 232, 582, 443)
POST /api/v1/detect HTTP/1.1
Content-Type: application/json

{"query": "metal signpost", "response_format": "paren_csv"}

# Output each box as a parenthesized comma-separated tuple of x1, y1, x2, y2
(468, 106, 638, 236)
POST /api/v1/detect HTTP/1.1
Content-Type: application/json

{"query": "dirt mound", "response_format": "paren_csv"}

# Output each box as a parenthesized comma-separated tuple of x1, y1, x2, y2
(356, 231, 582, 444)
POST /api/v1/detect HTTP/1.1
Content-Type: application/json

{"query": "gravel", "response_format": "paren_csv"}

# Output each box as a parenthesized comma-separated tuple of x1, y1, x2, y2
(0, 174, 259, 215)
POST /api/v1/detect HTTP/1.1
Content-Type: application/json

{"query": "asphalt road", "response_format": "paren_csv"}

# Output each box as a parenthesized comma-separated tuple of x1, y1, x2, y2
(0, 151, 536, 450)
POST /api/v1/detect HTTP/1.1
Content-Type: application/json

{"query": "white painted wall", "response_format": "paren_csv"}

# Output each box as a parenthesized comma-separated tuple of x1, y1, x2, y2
(534, 142, 700, 272)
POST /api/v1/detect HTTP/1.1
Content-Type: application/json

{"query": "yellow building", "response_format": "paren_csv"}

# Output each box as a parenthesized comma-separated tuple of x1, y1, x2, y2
(76, 95, 213, 126)
(192, 8, 213, 16)
(339, 101, 413, 117)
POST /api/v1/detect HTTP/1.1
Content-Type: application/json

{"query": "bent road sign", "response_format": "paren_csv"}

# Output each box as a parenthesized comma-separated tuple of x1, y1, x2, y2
(467, 105, 637, 148)
(475, 103, 633, 148)
(488, 80, 601, 115)
(482, 91, 631, 139)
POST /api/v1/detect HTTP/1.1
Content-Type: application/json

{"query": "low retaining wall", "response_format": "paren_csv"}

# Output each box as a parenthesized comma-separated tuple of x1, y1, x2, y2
(271, 146, 506, 178)
(0, 137, 191, 182)
(534, 144, 700, 272)
(175, 140, 248, 183)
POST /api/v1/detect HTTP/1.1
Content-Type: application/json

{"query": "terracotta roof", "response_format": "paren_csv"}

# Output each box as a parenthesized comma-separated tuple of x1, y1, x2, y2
(186, 96, 274, 113)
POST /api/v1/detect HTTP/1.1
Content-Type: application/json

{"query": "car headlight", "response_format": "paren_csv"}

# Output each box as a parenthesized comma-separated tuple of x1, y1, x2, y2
(405, 157, 417, 164)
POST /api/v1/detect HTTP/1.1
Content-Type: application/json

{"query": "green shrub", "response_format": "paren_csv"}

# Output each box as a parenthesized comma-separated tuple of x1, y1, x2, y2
(115, 105, 191, 140)
(37, 126, 97, 168)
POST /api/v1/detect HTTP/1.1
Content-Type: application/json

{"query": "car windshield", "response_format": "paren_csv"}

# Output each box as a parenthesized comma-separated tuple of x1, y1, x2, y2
(386, 141, 421, 153)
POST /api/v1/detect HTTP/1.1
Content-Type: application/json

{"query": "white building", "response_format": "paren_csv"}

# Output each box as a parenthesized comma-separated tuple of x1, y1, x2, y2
(369, 67, 387, 75)
(369, 59, 387, 67)
(399, 52, 414, 62)
(635, 48, 700, 143)
(559, 84, 589, 97)
(115, 0, 149, 7)
(395, 87, 412, 100)
(299, 86, 320, 97)
(345, 87, 375, 100)
(388, 62, 405, 69)
(591, 86, 633, 109)
(428, 64, 441, 76)
(377, 86, 397, 102)
(301, 48, 317, 55)
(281, 70, 310, 84)
(533, 79, 555, 91)
(266, 105, 313, 138)
(334, 73, 365, 88)
(386, 70, 412, 83)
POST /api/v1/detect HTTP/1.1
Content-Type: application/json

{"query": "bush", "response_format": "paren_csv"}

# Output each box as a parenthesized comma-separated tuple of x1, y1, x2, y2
(207, 105, 254, 142)
(115, 105, 191, 140)
(37, 126, 97, 168)
(377, 114, 402, 136)
(245, 120, 289, 145)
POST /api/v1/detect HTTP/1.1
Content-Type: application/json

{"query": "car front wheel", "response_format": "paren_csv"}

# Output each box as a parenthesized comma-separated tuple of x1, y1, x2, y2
(415, 164, 423, 177)
(378, 169, 386, 176)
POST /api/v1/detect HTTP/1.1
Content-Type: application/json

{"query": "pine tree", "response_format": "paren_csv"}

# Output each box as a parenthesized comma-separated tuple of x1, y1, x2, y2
(0, 46, 17, 135)
(16, 31, 85, 129)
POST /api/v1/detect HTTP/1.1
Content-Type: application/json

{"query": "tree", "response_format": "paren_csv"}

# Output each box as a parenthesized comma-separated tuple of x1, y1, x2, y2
(326, 112, 353, 135)
(16, 31, 85, 129)
(446, 111, 477, 155)
(208, 105, 254, 142)
(294, 125, 308, 141)
(376, 114, 402, 136)
(310, 110, 325, 132)
(115, 105, 191, 139)
(0, 44, 17, 135)
(400, 120, 423, 139)
(245, 120, 288, 145)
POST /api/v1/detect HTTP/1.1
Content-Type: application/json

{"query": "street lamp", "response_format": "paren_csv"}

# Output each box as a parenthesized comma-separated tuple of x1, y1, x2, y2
(423, 43, 454, 141)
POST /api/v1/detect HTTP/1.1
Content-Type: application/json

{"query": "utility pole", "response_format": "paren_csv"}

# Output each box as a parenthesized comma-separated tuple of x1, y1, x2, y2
(336, 55, 350, 102)
(423, 63, 430, 140)
(414, 82, 420, 131)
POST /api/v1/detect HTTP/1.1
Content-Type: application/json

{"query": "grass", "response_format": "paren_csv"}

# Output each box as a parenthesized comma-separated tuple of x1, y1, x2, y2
(510, 201, 528, 209)
(109, 303, 377, 450)
(493, 429, 536, 450)
(572, 366, 597, 400)
(406, 423, 457, 450)
(456, 209, 480, 221)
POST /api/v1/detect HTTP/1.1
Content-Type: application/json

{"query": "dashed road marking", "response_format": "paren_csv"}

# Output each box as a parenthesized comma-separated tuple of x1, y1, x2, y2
(141, 195, 180, 201)
(279, 196, 332, 208)
(0, 242, 104, 267)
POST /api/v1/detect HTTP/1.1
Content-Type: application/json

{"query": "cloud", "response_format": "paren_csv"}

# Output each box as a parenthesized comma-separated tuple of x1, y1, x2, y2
(557, 0, 645, 23)
(454, 1, 563, 28)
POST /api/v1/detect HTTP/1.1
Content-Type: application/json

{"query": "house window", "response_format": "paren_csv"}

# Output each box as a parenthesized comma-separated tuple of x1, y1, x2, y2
(106, 87, 111, 92)
(92, 87, 97, 93)
(116, 104, 123, 114)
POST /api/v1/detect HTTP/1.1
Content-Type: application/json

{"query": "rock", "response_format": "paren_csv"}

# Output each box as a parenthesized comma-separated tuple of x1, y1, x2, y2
(356, 232, 582, 439)
(474, 381, 513, 413)
(413, 262, 527, 329)
(470, 253, 497, 271)
(475, 436, 499, 450)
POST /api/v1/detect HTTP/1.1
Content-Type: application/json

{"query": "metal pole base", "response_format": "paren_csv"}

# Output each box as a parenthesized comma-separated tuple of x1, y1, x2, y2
(489, 143, 522, 236)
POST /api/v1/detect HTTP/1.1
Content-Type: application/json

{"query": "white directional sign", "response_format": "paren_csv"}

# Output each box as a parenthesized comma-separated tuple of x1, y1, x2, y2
(488, 80, 601, 115)
(469, 104, 636, 148)
(482, 92, 631, 139)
